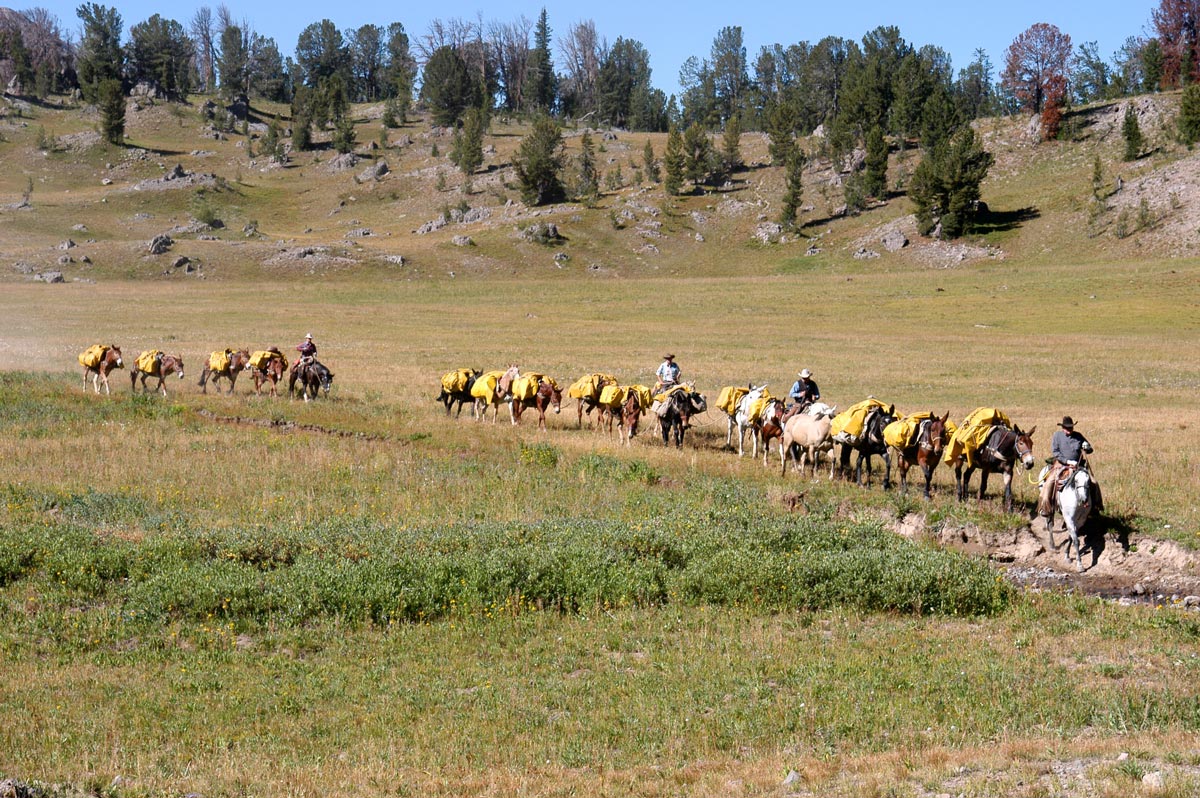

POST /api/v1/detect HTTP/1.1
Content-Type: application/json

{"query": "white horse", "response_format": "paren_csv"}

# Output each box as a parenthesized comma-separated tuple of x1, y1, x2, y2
(1049, 465, 1093, 572)
(733, 384, 768, 457)
(781, 403, 838, 478)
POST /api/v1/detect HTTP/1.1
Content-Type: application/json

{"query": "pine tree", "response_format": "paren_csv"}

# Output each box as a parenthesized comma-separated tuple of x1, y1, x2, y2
(450, 107, 485, 177)
(663, 126, 685, 195)
(576, 131, 599, 202)
(766, 102, 797, 165)
(76, 3, 124, 103)
(720, 113, 742, 175)
(910, 126, 994, 238)
(526, 9, 557, 112)
(682, 122, 712, 185)
(382, 97, 399, 129)
(262, 115, 283, 161)
(332, 115, 356, 154)
(778, 146, 805, 228)
(514, 115, 565, 205)
(98, 78, 125, 145)
(1180, 84, 1200, 145)
(863, 125, 888, 199)
(1122, 104, 1144, 160)
(643, 140, 660, 183)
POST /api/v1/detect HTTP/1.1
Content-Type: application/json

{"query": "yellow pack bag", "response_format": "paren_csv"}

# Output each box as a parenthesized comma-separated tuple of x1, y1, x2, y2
(471, 370, 506, 402)
(716, 385, 749, 416)
(626, 385, 653, 410)
(135, 350, 162, 375)
(250, 350, 286, 371)
(599, 384, 626, 407)
(830, 398, 888, 439)
(441, 368, 474, 394)
(209, 350, 231, 373)
(944, 408, 1013, 466)
(512, 373, 544, 402)
(568, 373, 615, 400)
(78, 344, 107, 368)
(884, 412, 932, 450)
(745, 392, 775, 423)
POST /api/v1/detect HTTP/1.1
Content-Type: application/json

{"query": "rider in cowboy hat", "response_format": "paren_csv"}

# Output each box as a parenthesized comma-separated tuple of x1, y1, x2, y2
(788, 368, 820, 409)
(1038, 416, 1095, 521)
(655, 353, 681, 391)
(293, 333, 317, 373)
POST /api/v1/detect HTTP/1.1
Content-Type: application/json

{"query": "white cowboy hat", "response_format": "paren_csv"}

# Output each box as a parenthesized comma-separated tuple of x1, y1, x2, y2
(798, 369, 812, 378)
(305, 333, 313, 339)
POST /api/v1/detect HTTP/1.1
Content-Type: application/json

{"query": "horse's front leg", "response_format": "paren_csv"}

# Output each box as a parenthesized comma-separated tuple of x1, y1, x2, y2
(889, 452, 899, 493)
(1001, 468, 1014, 513)
(921, 463, 934, 500)
(955, 465, 968, 501)
(158, 377, 167, 397)
(880, 450, 891, 490)
(977, 468, 991, 503)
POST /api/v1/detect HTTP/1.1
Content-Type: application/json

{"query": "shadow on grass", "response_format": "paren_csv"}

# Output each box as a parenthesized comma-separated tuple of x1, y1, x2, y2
(972, 206, 1040, 234)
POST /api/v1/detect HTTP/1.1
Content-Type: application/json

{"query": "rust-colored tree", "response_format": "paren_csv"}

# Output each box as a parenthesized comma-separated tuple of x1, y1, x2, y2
(1001, 23, 1072, 140)
(1152, 0, 1200, 88)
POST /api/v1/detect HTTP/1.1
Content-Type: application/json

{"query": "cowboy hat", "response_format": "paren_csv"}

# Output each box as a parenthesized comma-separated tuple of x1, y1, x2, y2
(663, 354, 675, 360)
(305, 333, 313, 339)
(1058, 416, 1075, 429)
(798, 368, 812, 378)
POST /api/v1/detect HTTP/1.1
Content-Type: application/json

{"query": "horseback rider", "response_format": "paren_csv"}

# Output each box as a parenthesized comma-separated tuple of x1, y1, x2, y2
(294, 333, 317, 373)
(782, 368, 819, 422)
(789, 369, 820, 409)
(655, 353, 680, 392)
(1038, 416, 1095, 522)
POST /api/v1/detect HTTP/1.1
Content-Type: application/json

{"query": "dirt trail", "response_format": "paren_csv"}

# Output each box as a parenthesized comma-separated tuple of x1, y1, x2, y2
(893, 513, 1200, 604)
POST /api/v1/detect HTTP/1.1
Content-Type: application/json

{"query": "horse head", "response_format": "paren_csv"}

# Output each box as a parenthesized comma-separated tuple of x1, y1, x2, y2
(926, 411, 950, 456)
(545, 380, 562, 414)
(497, 366, 519, 399)
(109, 346, 123, 368)
(173, 354, 186, 379)
(1011, 425, 1036, 470)
(688, 389, 707, 414)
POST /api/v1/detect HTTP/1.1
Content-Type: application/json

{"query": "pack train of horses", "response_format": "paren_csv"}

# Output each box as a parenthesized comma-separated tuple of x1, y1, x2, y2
(437, 367, 1097, 569)
(79, 343, 334, 401)
(72, 346, 1097, 570)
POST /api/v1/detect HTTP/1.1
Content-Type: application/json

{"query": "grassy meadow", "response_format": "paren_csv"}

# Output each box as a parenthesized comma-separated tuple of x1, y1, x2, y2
(2, 94, 1200, 795)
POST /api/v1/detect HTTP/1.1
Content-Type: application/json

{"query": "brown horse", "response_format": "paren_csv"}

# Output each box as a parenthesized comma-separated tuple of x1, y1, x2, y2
(753, 398, 787, 467)
(198, 349, 250, 395)
(250, 349, 288, 397)
(574, 373, 617, 429)
(80, 345, 123, 394)
(474, 366, 520, 423)
(954, 424, 1037, 512)
(510, 378, 563, 430)
(619, 392, 643, 445)
(887, 412, 951, 499)
(131, 353, 186, 397)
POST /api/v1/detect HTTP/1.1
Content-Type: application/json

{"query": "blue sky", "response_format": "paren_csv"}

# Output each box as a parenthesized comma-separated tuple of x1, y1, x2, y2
(31, 0, 1153, 94)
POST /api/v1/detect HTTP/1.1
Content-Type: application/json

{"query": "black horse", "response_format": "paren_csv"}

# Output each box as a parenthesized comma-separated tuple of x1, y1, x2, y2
(659, 386, 707, 448)
(836, 404, 898, 488)
(289, 359, 334, 400)
(437, 370, 479, 417)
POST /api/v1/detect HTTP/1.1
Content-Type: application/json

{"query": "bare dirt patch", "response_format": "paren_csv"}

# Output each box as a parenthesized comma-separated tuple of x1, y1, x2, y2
(893, 512, 1200, 603)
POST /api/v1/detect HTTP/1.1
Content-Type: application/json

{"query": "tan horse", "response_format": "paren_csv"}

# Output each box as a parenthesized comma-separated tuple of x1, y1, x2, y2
(79, 344, 124, 395)
(198, 349, 250, 395)
(781, 403, 838, 478)
(131, 352, 186, 396)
